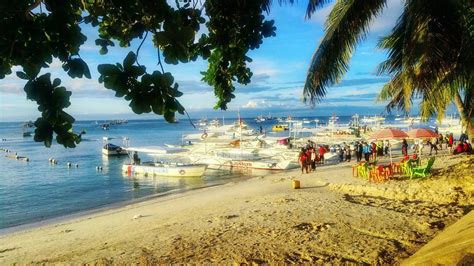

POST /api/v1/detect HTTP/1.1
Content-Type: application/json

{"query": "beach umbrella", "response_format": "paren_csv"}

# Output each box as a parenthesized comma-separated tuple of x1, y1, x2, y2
(370, 128, 409, 140)
(406, 128, 439, 139)
(407, 128, 439, 158)
(370, 128, 409, 164)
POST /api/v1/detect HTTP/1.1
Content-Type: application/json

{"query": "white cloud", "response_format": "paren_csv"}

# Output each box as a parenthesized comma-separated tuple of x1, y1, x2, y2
(241, 99, 277, 109)
(242, 100, 258, 109)
(249, 58, 280, 77)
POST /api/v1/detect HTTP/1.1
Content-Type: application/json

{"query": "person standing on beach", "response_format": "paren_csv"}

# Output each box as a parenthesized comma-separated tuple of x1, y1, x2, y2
(357, 141, 363, 162)
(345, 144, 351, 162)
(376, 140, 383, 156)
(363, 142, 370, 162)
(318, 145, 326, 164)
(402, 139, 408, 157)
(338, 145, 344, 162)
(299, 148, 308, 174)
(305, 148, 312, 172)
(384, 140, 389, 155)
(448, 133, 454, 154)
(429, 137, 438, 155)
(438, 133, 444, 150)
(371, 142, 377, 162)
(310, 148, 316, 171)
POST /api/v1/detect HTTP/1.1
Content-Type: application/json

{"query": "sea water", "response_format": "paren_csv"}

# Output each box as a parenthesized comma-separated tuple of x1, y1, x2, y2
(0, 116, 444, 230)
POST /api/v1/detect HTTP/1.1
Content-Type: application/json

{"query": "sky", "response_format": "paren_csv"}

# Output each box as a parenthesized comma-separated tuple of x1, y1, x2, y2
(0, 0, 410, 122)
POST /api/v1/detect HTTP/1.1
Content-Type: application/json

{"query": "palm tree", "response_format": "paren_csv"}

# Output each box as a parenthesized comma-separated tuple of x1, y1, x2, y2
(302, 0, 473, 141)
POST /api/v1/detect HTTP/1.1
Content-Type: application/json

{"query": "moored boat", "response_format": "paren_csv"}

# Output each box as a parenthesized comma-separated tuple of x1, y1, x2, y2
(102, 137, 128, 156)
(272, 124, 289, 132)
(123, 146, 206, 177)
(123, 163, 207, 177)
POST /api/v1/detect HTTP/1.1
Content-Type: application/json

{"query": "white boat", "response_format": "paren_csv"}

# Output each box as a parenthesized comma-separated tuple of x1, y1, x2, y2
(197, 118, 208, 127)
(255, 115, 266, 123)
(123, 163, 207, 177)
(123, 147, 206, 177)
(189, 149, 295, 171)
(102, 137, 128, 156)
(361, 115, 385, 124)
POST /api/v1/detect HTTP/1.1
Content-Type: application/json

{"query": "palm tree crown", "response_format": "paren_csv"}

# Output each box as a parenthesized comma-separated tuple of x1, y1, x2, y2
(303, 0, 473, 139)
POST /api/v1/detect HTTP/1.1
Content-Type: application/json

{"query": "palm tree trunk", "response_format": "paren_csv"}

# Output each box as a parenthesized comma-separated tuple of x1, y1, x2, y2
(453, 91, 473, 142)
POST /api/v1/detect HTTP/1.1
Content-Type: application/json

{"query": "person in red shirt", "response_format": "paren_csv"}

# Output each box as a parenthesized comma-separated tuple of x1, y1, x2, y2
(462, 141, 469, 152)
(448, 133, 454, 154)
(299, 148, 308, 174)
(318, 145, 326, 164)
(453, 142, 463, 155)
(305, 149, 312, 172)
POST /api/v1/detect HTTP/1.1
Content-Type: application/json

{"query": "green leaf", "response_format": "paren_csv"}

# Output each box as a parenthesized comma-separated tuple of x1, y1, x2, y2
(97, 64, 119, 76)
(164, 111, 175, 122)
(16, 71, 29, 80)
(123, 51, 136, 69)
(52, 78, 61, 87)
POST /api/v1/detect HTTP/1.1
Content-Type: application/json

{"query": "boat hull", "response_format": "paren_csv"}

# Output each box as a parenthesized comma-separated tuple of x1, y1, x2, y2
(102, 148, 128, 156)
(122, 164, 207, 177)
(191, 156, 295, 171)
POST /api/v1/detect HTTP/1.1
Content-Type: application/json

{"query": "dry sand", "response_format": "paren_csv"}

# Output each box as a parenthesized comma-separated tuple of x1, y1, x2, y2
(0, 154, 472, 265)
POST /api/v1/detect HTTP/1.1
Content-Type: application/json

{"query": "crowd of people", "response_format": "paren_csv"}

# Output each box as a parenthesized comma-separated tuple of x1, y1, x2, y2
(298, 142, 329, 174)
(297, 130, 472, 174)
(407, 132, 472, 156)
(298, 140, 394, 174)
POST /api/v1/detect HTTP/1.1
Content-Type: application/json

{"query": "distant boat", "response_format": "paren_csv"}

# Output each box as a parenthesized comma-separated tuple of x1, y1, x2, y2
(255, 115, 266, 123)
(272, 124, 289, 132)
(22, 121, 34, 128)
(361, 115, 385, 124)
(21, 121, 34, 137)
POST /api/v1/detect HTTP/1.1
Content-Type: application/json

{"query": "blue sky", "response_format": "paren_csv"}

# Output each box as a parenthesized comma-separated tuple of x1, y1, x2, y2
(0, 0, 407, 121)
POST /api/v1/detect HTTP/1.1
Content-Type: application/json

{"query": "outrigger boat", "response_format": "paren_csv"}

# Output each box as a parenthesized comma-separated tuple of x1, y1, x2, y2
(188, 149, 295, 171)
(123, 147, 207, 177)
(102, 137, 128, 156)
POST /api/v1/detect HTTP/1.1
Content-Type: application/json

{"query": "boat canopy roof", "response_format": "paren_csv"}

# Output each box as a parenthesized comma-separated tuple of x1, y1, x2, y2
(126, 146, 188, 154)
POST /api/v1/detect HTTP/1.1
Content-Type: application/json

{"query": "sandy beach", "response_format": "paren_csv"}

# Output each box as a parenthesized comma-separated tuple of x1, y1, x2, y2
(1, 153, 472, 264)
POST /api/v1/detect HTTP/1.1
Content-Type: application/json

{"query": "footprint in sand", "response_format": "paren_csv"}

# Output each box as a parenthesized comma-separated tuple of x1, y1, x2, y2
(293, 222, 331, 233)
(220, 214, 239, 220)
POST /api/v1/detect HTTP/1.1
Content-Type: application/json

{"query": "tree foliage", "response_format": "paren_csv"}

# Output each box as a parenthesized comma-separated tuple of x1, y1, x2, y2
(304, 0, 473, 138)
(0, 0, 276, 147)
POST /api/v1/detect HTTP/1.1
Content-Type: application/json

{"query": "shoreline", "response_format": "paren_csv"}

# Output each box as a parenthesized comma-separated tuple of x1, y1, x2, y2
(0, 162, 345, 234)
(0, 179, 234, 235)
(0, 154, 472, 264)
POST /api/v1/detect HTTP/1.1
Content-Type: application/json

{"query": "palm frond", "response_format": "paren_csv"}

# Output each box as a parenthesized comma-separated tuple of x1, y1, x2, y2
(377, 0, 473, 121)
(303, 0, 388, 104)
(305, 0, 332, 18)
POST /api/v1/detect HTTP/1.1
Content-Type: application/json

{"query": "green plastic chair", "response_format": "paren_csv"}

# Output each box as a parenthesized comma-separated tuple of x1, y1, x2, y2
(411, 157, 436, 179)
(357, 162, 370, 179)
(401, 159, 413, 176)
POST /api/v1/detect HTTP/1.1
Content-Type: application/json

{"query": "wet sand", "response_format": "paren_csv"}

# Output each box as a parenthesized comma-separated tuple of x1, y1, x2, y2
(0, 154, 472, 264)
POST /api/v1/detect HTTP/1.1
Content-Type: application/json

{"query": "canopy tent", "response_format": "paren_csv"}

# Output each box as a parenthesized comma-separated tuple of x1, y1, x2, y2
(370, 128, 409, 164)
(407, 128, 439, 158)
(406, 128, 439, 139)
(370, 128, 409, 140)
